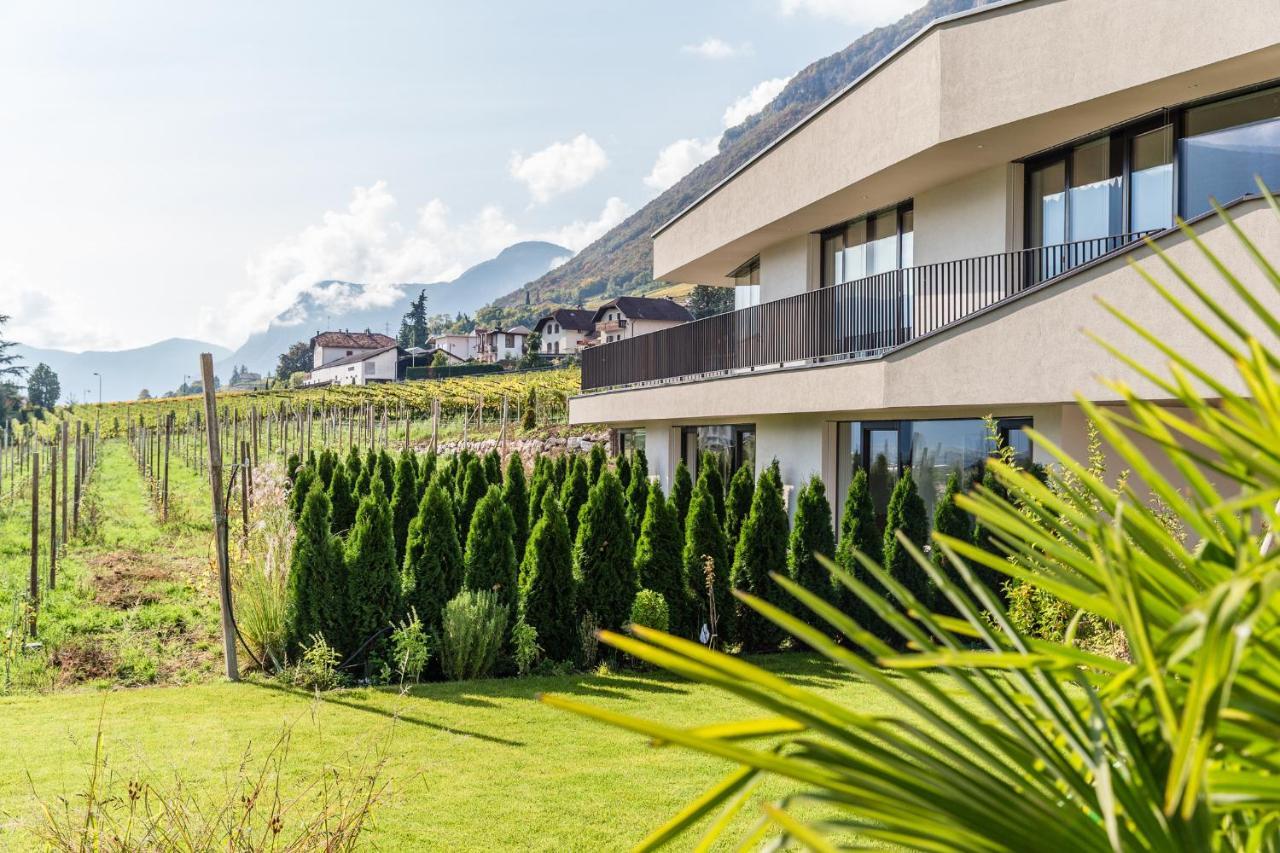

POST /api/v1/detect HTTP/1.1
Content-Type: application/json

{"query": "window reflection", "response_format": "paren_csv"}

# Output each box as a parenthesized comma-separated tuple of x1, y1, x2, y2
(1130, 126, 1174, 231)
(1180, 86, 1280, 217)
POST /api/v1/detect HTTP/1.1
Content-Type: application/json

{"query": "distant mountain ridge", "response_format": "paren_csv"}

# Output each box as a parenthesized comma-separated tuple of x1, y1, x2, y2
(14, 338, 233, 404)
(488, 0, 988, 317)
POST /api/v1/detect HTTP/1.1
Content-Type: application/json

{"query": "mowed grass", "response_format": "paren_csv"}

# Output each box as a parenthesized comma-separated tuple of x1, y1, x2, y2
(0, 655, 934, 849)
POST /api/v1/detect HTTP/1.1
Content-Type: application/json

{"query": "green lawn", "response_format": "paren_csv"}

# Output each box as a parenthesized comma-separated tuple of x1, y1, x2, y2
(0, 654, 916, 849)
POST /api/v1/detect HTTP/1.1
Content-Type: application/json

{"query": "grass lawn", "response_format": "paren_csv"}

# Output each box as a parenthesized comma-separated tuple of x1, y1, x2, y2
(0, 654, 921, 849)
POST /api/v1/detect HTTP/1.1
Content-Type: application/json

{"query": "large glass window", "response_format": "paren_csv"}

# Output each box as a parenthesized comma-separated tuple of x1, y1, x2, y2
(681, 424, 756, 485)
(617, 428, 645, 457)
(1069, 138, 1122, 242)
(821, 202, 912, 287)
(1130, 125, 1174, 231)
(1029, 159, 1067, 248)
(1180, 85, 1280, 218)
(732, 258, 761, 311)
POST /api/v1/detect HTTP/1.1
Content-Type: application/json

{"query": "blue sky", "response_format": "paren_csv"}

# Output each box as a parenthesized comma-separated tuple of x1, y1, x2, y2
(0, 0, 919, 351)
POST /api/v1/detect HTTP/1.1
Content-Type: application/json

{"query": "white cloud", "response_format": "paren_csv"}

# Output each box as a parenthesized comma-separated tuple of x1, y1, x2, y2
(682, 37, 752, 59)
(644, 137, 722, 192)
(0, 265, 127, 350)
(508, 133, 608, 203)
(723, 76, 791, 127)
(196, 182, 629, 345)
(777, 0, 921, 27)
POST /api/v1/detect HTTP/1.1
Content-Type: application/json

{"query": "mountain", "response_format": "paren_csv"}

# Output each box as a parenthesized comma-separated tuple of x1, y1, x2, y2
(14, 338, 233, 404)
(486, 0, 989, 318)
(221, 240, 569, 376)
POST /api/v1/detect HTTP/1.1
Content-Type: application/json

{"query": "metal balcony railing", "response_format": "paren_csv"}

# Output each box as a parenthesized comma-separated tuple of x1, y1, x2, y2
(580, 231, 1156, 392)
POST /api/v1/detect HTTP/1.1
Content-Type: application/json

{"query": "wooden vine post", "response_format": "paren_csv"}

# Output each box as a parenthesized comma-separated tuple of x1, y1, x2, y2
(49, 437, 57, 590)
(199, 353, 239, 681)
(29, 452, 39, 636)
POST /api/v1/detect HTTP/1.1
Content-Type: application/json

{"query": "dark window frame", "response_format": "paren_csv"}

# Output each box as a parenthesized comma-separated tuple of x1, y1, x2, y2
(817, 199, 914, 288)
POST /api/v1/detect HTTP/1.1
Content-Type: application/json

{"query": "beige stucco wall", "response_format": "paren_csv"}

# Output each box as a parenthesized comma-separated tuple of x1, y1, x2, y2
(913, 163, 1016, 266)
(758, 234, 816, 301)
(653, 0, 1280, 283)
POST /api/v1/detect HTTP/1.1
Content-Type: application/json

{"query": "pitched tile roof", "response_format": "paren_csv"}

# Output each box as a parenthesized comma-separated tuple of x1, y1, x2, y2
(534, 308, 597, 333)
(591, 296, 693, 324)
(310, 331, 397, 349)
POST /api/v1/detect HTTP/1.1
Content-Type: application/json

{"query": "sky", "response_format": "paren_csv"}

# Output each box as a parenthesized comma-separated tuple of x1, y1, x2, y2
(0, 0, 921, 353)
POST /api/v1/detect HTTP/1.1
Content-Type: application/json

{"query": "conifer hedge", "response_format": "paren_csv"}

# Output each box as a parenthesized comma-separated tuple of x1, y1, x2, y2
(573, 470, 635, 632)
(343, 478, 400, 660)
(683, 479, 732, 646)
(463, 484, 519, 613)
(519, 490, 577, 663)
(287, 481, 343, 651)
(503, 452, 530, 560)
(730, 462, 789, 652)
(401, 480, 464, 638)
(882, 469, 933, 612)
(634, 482, 690, 637)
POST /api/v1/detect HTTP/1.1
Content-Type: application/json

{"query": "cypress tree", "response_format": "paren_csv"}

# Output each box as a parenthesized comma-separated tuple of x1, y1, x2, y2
(528, 456, 553, 539)
(327, 461, 358, 534)
(788, 475, 836, 631)
(287, 481, 343, 651)
(377, 450, 395, 497)
(317, 449, 337, 490)
(463, 485, 519, 613)
(454, 448, 475, 497)
(683, 480, 732, 645)
(519, 490, 577, 662)
(625, 454, 649, 540)
(587, 442, 606, 484)
(364, 447, 379, 490)
(573, 470, 636, 632)
(417, 451, 437, 497)
(697, 456, 726, 526)
(634, 482, 691, 636)
(883, 469, 933, 613)
(390, 450, 418, 567)
(354, 451, 374, 497)
(552, 453, 568, 490)
(344, 445, 362, 489)
(290, 466, 316, 521)
(286, 453, 302, 484)
(672, 458, 694, 534)
(835, 468, 884, 634)
(455, 456, 488, 545)
(730, 463, 790, 652)
(343, 478, 399, 659)
(483, 449, 502, 488)
(616, 453, 632, 490)
(558, 457, 590, 542)
(724, 464, 755, 554)
(503, 453, 530, 560)
(932, 470, 973, 614)
(402, 481, 464, 636)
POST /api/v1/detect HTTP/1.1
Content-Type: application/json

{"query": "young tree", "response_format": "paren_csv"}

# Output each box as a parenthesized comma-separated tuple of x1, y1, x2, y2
(343, 478, 400, 659)
(587, 442, 607, 484)
(390, 450, 418, 566)
(671, 458, 694, 535)
(558, 457, 590, 542)
(521, 386, 537, 430)
(615, 453, 632, 491)
(724, 464, 755, 554)
(625, 451, 649, 539)
(27, 363, 60, 409)
(397, 288, 430, 348)
(931, 470, 973, 615)
(482, 449, 502, 488)
(287, 481, 344, 651)
(503, 452, 530, 559)
(455, 456, 488, 544)
(344, 445, 363, 490)
(573, 471, 636, 632)
(835, 468, 883, 633)
(730, 462, 790, 652)
(401, 481, 464, 637)
(287, 453, 302, 484)
(634, 482, 691, 636)
(683, 479, 732, 645)
(686, 284, 735, 319)
(327, 462, 358, 534)
(788, 475, 836, 630)
(519, 490, 577, 662)
(882, 469, 933, 613)
(275, 341, 312, 382)
(377, 450, 395, 497)
(697, 456, 726, 526)
(528, 455, 553, 537)
(289, 465, 317, 521)
(463, 485, 519, 613)
(454, 448, 476, 496)
(137, 389, 152, 400)
(317, 449, 337, 490)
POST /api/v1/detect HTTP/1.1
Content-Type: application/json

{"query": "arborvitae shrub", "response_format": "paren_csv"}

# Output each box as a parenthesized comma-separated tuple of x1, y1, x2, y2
(731, 463, 790, 652)
(629, 589, 669, 633)
(503, 452, 530, 560)
(558, 457, 590, 543)
(724, 464, 755, 554)
(972, 467, 1012, 603)
(463, 485, 519, 613)
(697, 456, 726, 526)
(932, 470, 973, 611)
(625, 455, 649, 540)
(587, 442, 606, 484)
(401, 481, 464, 638)
(522, 386, 536, 430)
(883, 469, 933, 613)
(390, 450, 418, 567)
(482, 450, 501, 488)
(788, 474, 836, 629)
(615, 453, 632, 490)
(354, 454, 374, 497)
(317, 449, 337, 489)
(455, 457, 488, 545)
(683, 481, 732, 646)
(439, 589, 508, 681)
(551, 453, 568, 490)
(672, 459, 693, 534)
(290, 466, 316, 522)
(518, 490, 577, 662)
(286, 453, 302, 484)
(634, 482, 691, 636)
(344, 445, 362, 488)
(573, 471, 636, 633)
(454, 448, 476, 496)
(343, 478, 400, 661)
(835, 468, 883, 633)
(417, 451, 437, 497)
(528, 457, 553, 538)
(327, 462, 357, 535)
(287, 481, 343, 651)
(364, 448, 379, 489)
(377, 450, 395, 497)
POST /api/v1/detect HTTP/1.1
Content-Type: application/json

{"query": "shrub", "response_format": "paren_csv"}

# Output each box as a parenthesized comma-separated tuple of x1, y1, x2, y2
(522, 386, 536, 430)
(288, 635, 345, 691)
(317, 449, 337, 489)
(286, 453, 301, 483)
(453, 448, 475, 497)
(696, 456, 726, 525)
(834, 467, 884, 636)
(390, 450, 418, 567)
(628, 589, 669, 633)
(573, 471, 636, 633)
(519, 490, 578, 663)
(463, 485, 519, 613)
(343, 478, 400, 661)
(376, 450, 395, 497)
(401, 481, 464, 638)
(455, 456, 488, 544)
(482, 449, 502, 487)
(389, 609, 431, 684)
(327, 461, 357, 534)
(723, 463, 755, 553)
(438, 590, 508, 681)
(528, 457, 553, 537)
(615, 453, 632, 490)
(559, 457, 590, 542)
(788, 474, 835, 599)
(344, 445, 363, 489)
(634, 482, 691, 636)
(289, 465, 316, 521)
(931, 471, 972, 610)
(416, 451, 437, 495)
(287, 481, 343, 652)
(512, 620, 541, 677)
(730, 462, 789, 652)
(882, 469, 932, 613)
(587, 442, 606, 484)
(624, 455, 649, 539)
(503, 452, 530, 559)
(671, 458, 693, 534)
(683, 480, 731, 646)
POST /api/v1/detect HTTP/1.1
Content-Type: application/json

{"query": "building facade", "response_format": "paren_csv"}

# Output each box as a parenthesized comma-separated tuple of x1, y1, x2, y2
(534, 308, 597, 355)
(307, 345, 401, 386)
(570, 0, 1280, 529)
(310, 331, 397, 369)
(589, 296, 694, 345)
(476, 326, 531, 362)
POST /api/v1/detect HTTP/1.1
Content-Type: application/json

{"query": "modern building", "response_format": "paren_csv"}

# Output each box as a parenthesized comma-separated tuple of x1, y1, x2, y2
(477, 325, 531, 362)
(309, 331, 397, 369)
(429, 331, 482, 362)
(534, 308, 597, 355)
(570, 0, 1280, 529)
(588, 296, 694, 345)
(306, 345, 401, 386)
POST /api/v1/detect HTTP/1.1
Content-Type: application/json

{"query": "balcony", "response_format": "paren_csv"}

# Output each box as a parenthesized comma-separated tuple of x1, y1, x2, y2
(598, 318, 628, 333)
(581, 232, 1155, 393)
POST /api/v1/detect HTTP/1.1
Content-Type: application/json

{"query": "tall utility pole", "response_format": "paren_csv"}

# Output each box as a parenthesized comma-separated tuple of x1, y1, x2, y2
(199, 353, 239, 682)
